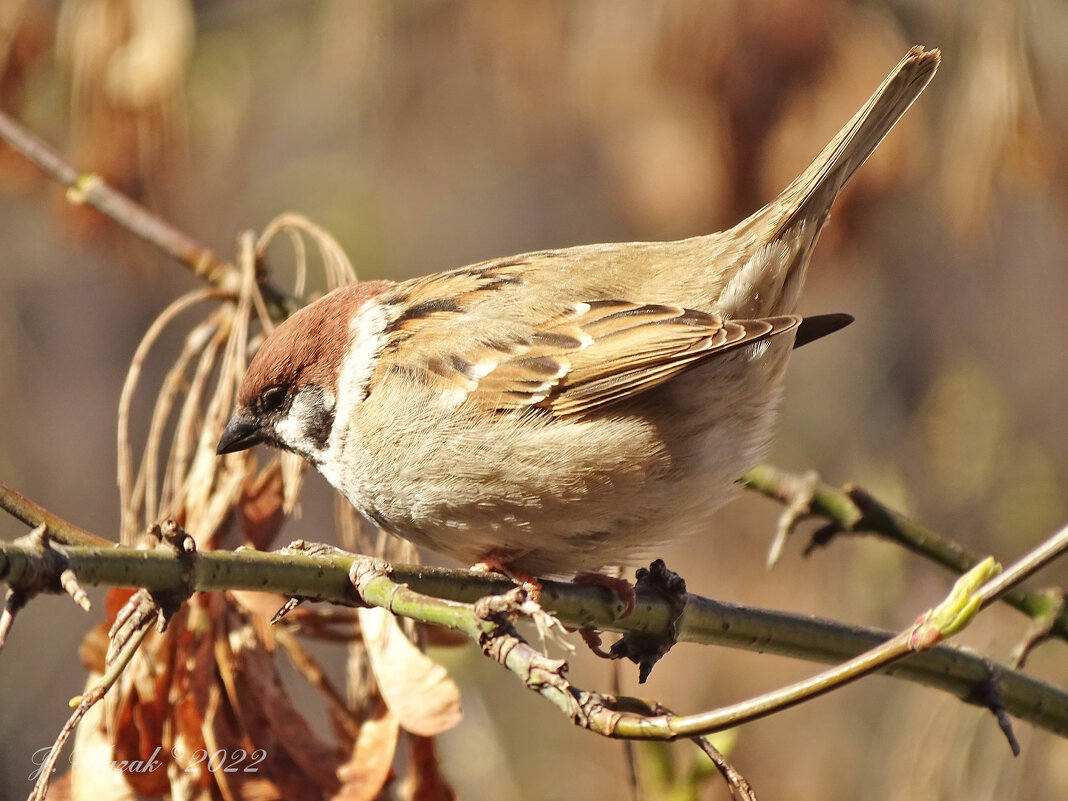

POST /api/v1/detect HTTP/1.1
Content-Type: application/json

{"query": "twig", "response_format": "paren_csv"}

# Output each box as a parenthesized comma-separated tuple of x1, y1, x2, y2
(0, 109, 236, 290)
(346, 555, 1019, 757)
(741, 464, 1068, 643)
(3, 537, 1066, 738)
(0, 479, 112, 547)
(29, 592, 158, 801)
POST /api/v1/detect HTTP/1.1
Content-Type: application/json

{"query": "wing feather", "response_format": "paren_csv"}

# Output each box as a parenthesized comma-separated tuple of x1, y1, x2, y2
(369, 268, 801, 417)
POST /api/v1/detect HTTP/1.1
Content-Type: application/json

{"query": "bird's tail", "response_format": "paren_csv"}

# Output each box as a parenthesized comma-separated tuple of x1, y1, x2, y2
(712, 46, 940, 320)
(770, 45, 940, 235)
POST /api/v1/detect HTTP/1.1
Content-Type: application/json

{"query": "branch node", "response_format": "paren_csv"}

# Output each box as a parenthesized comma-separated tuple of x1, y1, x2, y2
(65, 172, 102, 205)
(147, 520, 198, 631)
(347, 554, 392, 602)
(6, 524, 92, 614)
(1010, 588, 1065, 668)
(609, 559, 688, 683)
(153, 519, 197, 556)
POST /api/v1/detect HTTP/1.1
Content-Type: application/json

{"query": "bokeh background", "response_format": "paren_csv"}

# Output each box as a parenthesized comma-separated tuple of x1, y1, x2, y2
(2, 1, 1067, 799)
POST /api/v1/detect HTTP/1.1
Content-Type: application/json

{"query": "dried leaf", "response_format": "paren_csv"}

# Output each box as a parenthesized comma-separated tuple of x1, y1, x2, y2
(334, 695, 400, 801)
(171, 609, 215, 781)
(113, 681, 171, 797)
(401, 736, 457, 801)
(105, 587, 139, 623)
(78, 621, 109, 674)
(359, 607, 462, 737)
(239, 461, 288, 549)
(227, 622, 342, 794)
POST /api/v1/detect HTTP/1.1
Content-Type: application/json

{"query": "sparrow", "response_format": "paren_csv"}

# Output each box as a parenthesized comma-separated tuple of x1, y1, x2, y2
(218, 46, 939, 577)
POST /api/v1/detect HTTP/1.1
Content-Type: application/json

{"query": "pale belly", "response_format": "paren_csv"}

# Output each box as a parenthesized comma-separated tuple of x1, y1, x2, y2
(329, 339, 792, 575)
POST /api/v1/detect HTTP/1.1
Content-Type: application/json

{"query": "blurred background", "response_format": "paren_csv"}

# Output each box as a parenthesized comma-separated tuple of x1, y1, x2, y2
(1, 0, 1067, 798)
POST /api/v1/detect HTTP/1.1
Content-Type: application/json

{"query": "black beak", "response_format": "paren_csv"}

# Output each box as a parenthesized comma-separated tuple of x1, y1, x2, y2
(217, 413, 266, 455)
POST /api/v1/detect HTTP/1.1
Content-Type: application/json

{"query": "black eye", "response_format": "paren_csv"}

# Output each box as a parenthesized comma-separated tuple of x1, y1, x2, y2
(259, 385, 287, 413)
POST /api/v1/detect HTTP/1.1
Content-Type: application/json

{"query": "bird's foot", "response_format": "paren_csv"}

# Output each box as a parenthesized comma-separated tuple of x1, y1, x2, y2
(470, 556, 573, 652)
(579, 559, 689, 682)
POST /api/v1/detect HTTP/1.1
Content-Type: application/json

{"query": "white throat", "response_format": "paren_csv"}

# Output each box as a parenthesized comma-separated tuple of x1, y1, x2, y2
(320, 298, 390, 485)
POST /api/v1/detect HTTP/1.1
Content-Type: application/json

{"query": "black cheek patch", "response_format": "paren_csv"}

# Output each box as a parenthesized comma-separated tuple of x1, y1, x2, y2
(305, 403, 335, 451)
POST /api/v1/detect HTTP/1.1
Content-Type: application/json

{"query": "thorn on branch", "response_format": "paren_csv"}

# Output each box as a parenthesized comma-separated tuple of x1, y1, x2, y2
(272, 595, 304, 624)
(60, 567, 91, 611)
(0, 588, 28, 654)
(766, 469, 819, 567)
(967, 658, 1022, 757)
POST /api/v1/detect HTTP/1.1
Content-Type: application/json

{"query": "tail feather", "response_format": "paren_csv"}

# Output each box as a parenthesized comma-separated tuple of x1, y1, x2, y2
(716, 46, 940, 320)
(793, 312, 854, 349)
(773, 46, 941, 233)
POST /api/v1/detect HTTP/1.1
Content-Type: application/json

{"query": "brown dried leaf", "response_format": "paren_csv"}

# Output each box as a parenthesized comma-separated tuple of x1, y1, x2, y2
(227, 621, 343, 794)
(78, 621, 109, 674)
(105, 587, 139, 624)
(107, 604, 199, 796)
(171, 609, 215, 783)
(239, 461, 288, 549)
(401, 736, 457, 801)
(113, 681, 172, 797)
(229, 589, 289, 634)
(334, 695, 400, 801)
(200, 683, 278, 801)
(359, 607, 462, 737)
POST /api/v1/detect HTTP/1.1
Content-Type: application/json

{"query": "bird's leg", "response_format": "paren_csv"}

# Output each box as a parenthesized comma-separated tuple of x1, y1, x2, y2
(470, 553, 543, 604)
(470, 554, 576, 652)
(574, 572, 637, 619)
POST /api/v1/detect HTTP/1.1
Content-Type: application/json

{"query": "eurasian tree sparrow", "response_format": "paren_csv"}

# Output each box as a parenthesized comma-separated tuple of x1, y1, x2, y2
(218, 47, 939, 577)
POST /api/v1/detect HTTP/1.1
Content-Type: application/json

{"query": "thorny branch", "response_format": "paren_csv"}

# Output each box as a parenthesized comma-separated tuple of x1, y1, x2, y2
(2, 533, 1068, 741)
(742, 463, 1068, 653)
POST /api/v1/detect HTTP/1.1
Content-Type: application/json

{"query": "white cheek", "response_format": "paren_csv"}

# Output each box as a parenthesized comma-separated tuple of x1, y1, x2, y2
(327, 299, 390, 458)
(342, 300, 389, 403)
(277, 387, 335, 459)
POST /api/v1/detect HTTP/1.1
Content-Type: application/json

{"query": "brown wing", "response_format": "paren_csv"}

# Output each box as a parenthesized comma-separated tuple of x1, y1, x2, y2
(524, 301, 799, 416)
(370, 267, 800, 417)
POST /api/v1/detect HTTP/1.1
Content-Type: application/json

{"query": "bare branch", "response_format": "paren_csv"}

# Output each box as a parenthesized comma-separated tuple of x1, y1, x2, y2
(742, 464, 1068, 644)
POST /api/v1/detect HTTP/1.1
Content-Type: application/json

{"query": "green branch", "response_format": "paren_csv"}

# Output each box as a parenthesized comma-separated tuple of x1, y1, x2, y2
(2, 537, 1066, 738)
(741, 464, 1068, 644)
